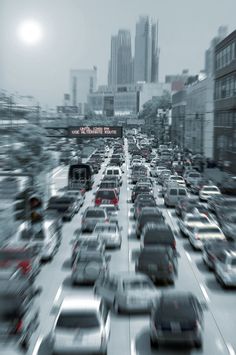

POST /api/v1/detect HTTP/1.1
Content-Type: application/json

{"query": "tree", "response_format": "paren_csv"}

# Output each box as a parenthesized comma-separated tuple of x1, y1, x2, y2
(8, 124, 52, 186)
(139, 91, 172, 121)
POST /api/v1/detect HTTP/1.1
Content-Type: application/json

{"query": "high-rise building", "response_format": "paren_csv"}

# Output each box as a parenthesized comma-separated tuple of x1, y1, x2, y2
(134, 16, 159, 83)
(108, 30, 132, 87)
(70, 67, 97, 115)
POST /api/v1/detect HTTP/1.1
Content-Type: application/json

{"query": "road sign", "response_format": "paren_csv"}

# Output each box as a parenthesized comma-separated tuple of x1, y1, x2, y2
(68, 126, 123, 138)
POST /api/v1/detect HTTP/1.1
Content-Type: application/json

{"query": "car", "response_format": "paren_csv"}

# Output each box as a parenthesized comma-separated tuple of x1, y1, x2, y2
(98, 180, 120, 196)
(199, 185, 221, 201)
(0, 245, 41, 281)
(135, 246, 178, 284)
(150, 166, 166, 178)
(164, 185, 188, 207)
(208, 195, 236, 214)
(62, 189, 85, 210)
(178, 213, 211, 238)
(214, 247, 236, 287)
(136, 207, 164, 238)
(71, 237, 105, 267)
(219, 211, 236, 241)
(150, 292, 204, 349)
(104, 166, 122, 185)
(190, 178, 214, 195)
(185, 172, 202, 187)
(95, 189, 119, 208)
(81, 207, 109, 233)
(131, 185, 153, 203)
(50, 296, 110, 355)
(0, 271, 41, 350)
(166, 175, 186, 187)
(188, 224, 226, 250)
(158, 170, 172, 185)
(136, 177, 153, 186)
(218, 176, 236, 195)
(175, 197, 199, 217)
(71, 250, 111, 285)
(94, 272, 159, 313)
(92, 222, 122, 249)
(134, 195, 157, 220)
(140, 223, 176, 250)
(202, 239, 232, 270)
(47, 196, 77, 221)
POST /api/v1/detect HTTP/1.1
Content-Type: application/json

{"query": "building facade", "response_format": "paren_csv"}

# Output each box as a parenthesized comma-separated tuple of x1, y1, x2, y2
(70, 68, 97, 115)
(134, 16, 159, 83)
(214, 30, 236, 173)
(171, 89, 187, 148)
(108, 30, 133, 87)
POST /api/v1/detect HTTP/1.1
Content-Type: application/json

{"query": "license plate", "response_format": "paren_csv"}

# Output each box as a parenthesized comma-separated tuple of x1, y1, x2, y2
(171, 322, 181, 332)
(102, 200, 111, 204)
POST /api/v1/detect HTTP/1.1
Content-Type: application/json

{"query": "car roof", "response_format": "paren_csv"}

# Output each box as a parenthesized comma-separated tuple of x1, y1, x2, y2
(60, 296, 102, 312)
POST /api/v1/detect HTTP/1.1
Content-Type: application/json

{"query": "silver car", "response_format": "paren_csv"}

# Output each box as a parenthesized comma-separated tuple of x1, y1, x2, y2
(81, 207, 108, 233)
(94, 272, 159, 313)
(71, 250, 111, 285)
(215, 249, 236, 287)
(92, 222, 122, 249)
(51, 296, 110, 355)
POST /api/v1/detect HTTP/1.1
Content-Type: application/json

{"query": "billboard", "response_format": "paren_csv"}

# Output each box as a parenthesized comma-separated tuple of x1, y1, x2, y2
(68, 126, 123, 138)
(57, 106, 78, 114)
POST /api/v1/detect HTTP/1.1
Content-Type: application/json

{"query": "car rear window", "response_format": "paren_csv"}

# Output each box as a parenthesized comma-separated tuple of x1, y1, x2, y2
(198, 227, 221, 233)
(169, 189, 177, 195)
(57, 312, 100, 329)
(157, 297, 195, 321)
(85, 210, 105, 218)
(95, 225, 116, 233)
(96, 190, 116, 199)
(179, 189, 187, 196)
(123, 280, 153, 291)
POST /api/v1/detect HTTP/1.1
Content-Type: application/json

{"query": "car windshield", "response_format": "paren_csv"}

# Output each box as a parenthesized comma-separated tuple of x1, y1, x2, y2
(56, 312, 100, 329)
(85, 210, 105, 218)
(179, 189, 187, 195)
(187, 216, 208, 223)
(231, 258, 236, 266)
(203, 187, 219, 192)
(189, 173, 201, 178)
(96, 190, 115, 199)
(123, 280, 153, 291)
(0, 250, 32, 260)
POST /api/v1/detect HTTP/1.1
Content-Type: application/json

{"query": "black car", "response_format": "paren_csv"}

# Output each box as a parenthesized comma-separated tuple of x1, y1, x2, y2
(47, 196, 77, 221)
(175, 197, 199, 217)
(150, 292, 204, 348)
(135, 246, 178, 284)
(134, 195, 157, 219)
(136, 207, 164, 238)
(141, 223, 176, 250)
(218, 211, 236, 242)
(218, 176, 236, 195)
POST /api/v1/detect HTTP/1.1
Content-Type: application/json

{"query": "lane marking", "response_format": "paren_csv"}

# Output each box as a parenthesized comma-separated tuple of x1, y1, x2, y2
(185, 252, 192, 263)
(32, 336, 43, 355)
(199, 283, 210, 303)
(227, 344, 236, 355)
(216, 338, 224, 352)
(130, 338, 136, 355)
(54, 286, 62, 304)
(52, 167, 65, 178)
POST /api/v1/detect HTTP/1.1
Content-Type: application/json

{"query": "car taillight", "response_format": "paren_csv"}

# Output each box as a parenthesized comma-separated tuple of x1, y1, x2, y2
(172, 240, 176, 249)
(112, 198, 118, 205)
(195, 234, 200, 240)
(15, 320, 23, 333)
(95, 198, 101, 205)
(19, 261, 31, 274)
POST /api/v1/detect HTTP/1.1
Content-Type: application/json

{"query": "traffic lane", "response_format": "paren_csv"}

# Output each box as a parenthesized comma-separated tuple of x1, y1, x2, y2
(156, 187, 235, 354)
(35, 155, 133, 355)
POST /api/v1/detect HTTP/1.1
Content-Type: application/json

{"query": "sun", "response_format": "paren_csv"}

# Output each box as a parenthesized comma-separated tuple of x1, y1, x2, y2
(18, 20, 43, 45)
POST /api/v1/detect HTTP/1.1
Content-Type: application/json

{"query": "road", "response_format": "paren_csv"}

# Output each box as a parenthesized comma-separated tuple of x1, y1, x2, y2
(3, 140, 236, 355)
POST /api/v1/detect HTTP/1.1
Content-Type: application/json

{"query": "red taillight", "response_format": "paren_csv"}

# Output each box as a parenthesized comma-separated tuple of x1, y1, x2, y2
(19, 261, 31, 274)
(95, 198, 101, 205)
(112, 198, 118, 205)
(172, 240, 176, 249)
(15, 320, 23, 333)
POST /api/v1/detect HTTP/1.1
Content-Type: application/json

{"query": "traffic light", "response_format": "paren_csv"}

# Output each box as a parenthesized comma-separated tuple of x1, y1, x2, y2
(29, 195, 43, 224)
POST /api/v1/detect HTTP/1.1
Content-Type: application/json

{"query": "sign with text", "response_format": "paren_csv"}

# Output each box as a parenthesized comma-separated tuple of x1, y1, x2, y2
(68, 126, 123, 138)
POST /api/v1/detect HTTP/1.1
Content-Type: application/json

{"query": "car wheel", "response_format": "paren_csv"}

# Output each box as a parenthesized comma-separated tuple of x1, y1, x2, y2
(113, 299, 121, 314)
(20, 334, 30, 351)
(194, 338, 203, 349)
(150, 336, 159, 348)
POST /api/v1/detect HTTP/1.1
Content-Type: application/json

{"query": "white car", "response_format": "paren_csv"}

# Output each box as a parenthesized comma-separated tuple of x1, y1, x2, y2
(185, 172, 202, 187)
(199, 185, 221, 201)
(104, 166, 122, 185)
(178, 213, 211, 238)
(167, 175, 186, 187)
(51, 296, 110, 355)
(92, 222, 122, 249)
(188, 224, 226, 250)
(94, 272, 159, 313)
(151, 166, 166, 177)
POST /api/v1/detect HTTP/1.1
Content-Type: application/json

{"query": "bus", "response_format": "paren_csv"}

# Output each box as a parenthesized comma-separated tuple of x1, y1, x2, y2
(68, 164, 94, 191)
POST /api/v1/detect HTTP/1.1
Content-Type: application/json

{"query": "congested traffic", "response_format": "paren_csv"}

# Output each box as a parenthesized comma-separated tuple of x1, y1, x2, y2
(1, 131, 236, 355)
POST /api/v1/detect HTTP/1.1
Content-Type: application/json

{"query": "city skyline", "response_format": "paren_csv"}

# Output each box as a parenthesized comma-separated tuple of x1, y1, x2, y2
(1, 0, 236, 106)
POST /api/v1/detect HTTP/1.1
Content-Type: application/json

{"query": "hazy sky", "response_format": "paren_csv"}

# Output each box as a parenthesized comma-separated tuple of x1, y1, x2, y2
(0, 0, 236, 107)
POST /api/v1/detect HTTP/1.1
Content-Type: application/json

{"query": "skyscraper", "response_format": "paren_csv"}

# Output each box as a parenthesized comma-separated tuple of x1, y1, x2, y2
(134, 16, 159, 83)
(108, 30, 133, 86)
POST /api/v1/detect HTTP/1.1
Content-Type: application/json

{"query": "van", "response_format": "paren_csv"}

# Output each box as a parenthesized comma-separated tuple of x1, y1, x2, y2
(104, 166, 122, 185)
(68, 163, 94, 191)
(164, 185, 188, 207)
